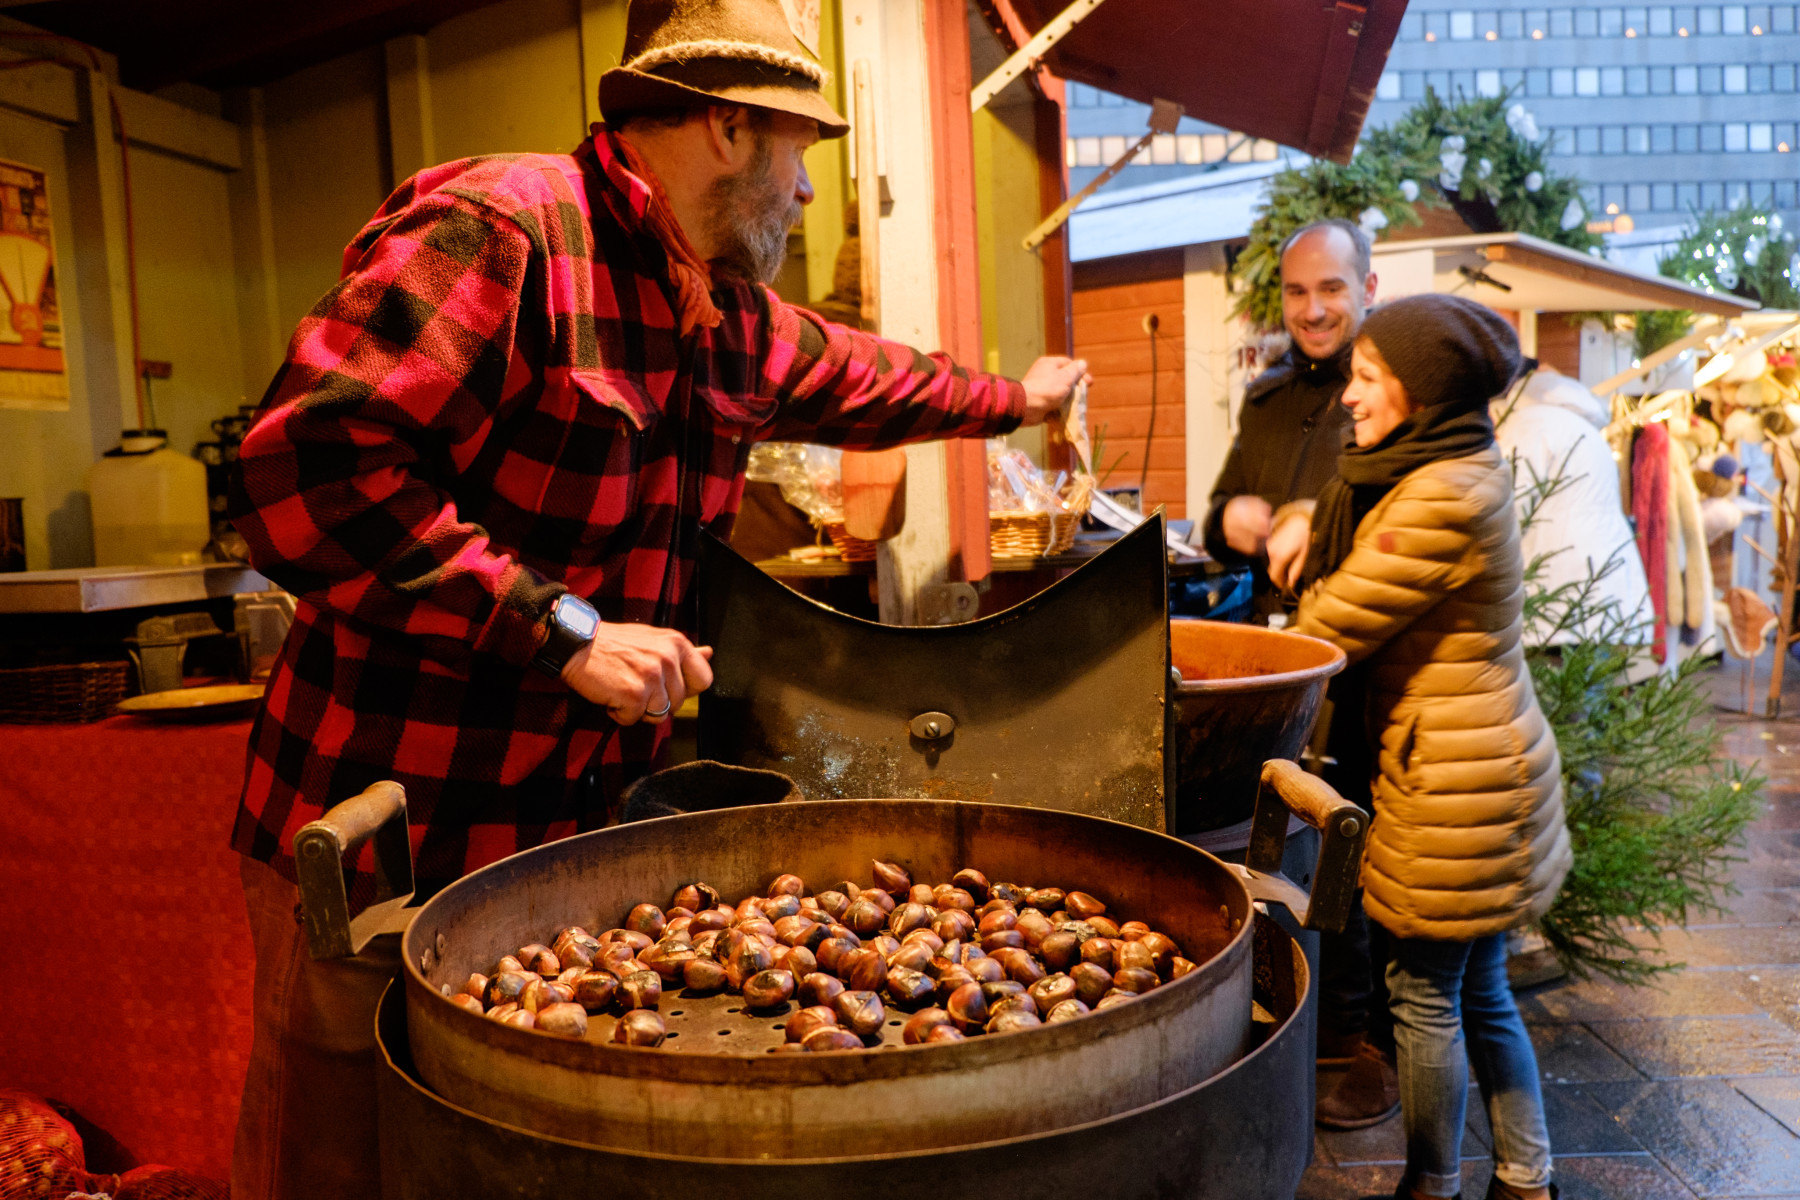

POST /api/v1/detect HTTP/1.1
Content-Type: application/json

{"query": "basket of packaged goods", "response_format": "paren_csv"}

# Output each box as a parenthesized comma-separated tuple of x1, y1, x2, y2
(0, 660, 132, 724)
(987, 445, 1091, 559)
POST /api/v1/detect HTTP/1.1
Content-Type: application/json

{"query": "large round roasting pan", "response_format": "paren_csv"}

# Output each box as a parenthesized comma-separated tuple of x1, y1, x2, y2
(378, 769, 1362, 1161)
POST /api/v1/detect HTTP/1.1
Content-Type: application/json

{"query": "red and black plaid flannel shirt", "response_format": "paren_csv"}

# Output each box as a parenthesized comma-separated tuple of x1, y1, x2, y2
(229, 130, 1024, 898)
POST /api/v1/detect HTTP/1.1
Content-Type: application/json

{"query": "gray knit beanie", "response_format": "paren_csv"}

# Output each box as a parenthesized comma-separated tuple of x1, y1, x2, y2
(1358, 293, 1523, 409)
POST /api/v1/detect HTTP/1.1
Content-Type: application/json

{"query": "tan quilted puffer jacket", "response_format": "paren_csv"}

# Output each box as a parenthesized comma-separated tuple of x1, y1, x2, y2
(1293, 445, 1573, 941)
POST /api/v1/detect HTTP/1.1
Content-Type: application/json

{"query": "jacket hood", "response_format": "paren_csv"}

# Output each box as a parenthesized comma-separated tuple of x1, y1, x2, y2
(1497, 369, 1610, 431)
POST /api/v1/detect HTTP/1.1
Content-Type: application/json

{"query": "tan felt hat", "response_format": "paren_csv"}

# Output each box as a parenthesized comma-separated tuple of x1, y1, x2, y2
(600, 0, 849, 139)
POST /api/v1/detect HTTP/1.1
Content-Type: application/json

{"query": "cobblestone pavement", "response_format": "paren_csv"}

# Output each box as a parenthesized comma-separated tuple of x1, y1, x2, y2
(1297, 660, 1800, 1200)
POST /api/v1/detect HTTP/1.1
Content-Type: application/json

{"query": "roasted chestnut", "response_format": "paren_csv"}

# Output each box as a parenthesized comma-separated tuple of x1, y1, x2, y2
(980, 930, 1025, 953)
(1069, 962, 1113, 1007)
(772, 944, 817, 979)
(870, 859, 912, 897)
(1045, 998, 1090, 1023)
(979, 979, 1027, 1005)
(1115, 939, 1157, 977)
(1014, 911, 1053, 952)
(869, 933, 901, 960)
(552, 933, 599, 970)
(901, 928, 944, 954)
(1169, 956, 1199, 980)
(815, 936, 857, 975)
(986, 1009, 1042, 1035)
(521, 977, 571, 1013)
(1112, 966, 1159, 995)
(936, 887, 977, 912)
(803, 1026, 865, 1052)
(1040, 930, 1081, 972)
(763, 893, 802, 921)
(536, 1002, 588, 1038)
(977, 909, 1017, 936)
(785, 1005, 839, 1043)
(978, 897, 1018, 919)
(951, 867, 990, 900)
(492, 954, 524, 976)
(773, 915, 819, 947)
(945, 981, 989, 1033)
(624, 904, 667, 939)
(448, 992, 485, 1015)
(903, 1006, 952, 1044)
(1141, 932, 1181, 974)
(1065, 891, 1107, 919)
(1079, 937, 1115, 971)
(499, 1008, 536, 1030)
(908, 883, 937, 905)
(681, 959, 727, 994)
(463, 972, 491, 1000)
(768, 872, 806, 898)
(640, 941, 696, 983)
(671, 881, 721, 913)
(814, 890, 851, 920)
(613, 1010, 667, 1046)
(573, 969, 620, 1010)
(1027, 887, 1065, 910)
(688, 909, 730, 935)
(724, 938, 773, 990)
(993, 947, 1046, 985)
(888, 902, 931, 937)
(832, 989, 886, 1037)
(885, 965, 934, 1008)
(797, 971, 845, 1007)
(839, 947, 888, 994)
(1117, 920, 1151, 941)
(486, 1001, 520, 1022)
(735, 895, 766, 922)
(864, 888, 897, 916)
(606, 929, 654, 952)
(742, 968, 797, 1010)
(1087, 916, 1121, 939)
(843, 898, 886, 937)
(990, 882, 1029, 904)
(1095, 991, 1135, 1011)
(964, 956, 1004, 985)
(771, 1042, 811, 1054)
(932, 910, 976, 943)
(486, 970, 535, 1008)
(887, 939, 934, 973)
(618, 969, 662, 1010)
(925, 1023, 966, 1044)
(1028, 973, 1077, 1011)
(598, 942, 640, 974)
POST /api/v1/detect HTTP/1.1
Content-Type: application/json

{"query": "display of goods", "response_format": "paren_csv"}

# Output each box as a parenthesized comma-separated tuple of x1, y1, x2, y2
(112, 1165, 229, 1199)
(0, 1091, 117, 1200)
(446, 862, 1199, 1053)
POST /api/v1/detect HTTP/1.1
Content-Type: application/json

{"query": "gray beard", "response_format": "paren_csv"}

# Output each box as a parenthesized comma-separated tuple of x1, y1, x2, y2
(705, 134, 801, 285)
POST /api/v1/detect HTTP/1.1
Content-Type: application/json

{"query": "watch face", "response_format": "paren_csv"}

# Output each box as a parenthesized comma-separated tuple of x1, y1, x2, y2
(560, 598, 601, 640)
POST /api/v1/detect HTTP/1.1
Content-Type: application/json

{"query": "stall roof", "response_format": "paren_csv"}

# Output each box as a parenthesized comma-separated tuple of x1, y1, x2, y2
(1069, 158, 1293, 262)
(1005, 0, 1409, 163)
(1373, 232, 1760, 316)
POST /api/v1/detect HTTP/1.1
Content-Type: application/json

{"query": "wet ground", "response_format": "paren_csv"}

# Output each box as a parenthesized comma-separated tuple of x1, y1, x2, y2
(1297, 659, 1800, 1200)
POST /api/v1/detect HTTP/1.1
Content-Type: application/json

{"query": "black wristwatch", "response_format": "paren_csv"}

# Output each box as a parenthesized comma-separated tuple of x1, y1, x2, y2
(532, 593, 601, 678)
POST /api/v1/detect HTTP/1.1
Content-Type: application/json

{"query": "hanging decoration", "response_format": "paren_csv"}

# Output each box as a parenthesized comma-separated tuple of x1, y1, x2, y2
(0, 159, 67, 412)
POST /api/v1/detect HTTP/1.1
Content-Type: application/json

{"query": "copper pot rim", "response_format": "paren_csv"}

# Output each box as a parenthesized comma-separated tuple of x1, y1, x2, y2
(403, 798, 1256, 1084)
(1170, 620, 1345, 696)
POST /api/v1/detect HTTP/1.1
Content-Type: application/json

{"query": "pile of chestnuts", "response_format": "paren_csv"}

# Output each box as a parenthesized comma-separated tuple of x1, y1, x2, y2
(445, 861, 1196, 1053)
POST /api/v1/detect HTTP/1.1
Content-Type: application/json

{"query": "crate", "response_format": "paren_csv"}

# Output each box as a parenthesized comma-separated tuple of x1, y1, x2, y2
(0, 661, 132, 723)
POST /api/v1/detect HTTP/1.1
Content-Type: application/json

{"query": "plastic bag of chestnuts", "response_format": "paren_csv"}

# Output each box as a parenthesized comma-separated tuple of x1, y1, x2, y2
(442, 862, 1197, 1053)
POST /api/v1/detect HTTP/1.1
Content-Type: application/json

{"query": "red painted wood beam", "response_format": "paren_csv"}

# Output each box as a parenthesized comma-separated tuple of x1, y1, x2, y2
(922, 0, 993, 585)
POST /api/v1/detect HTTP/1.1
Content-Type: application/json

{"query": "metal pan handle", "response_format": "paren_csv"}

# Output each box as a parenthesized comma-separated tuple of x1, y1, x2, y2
(293, 780, 415, 960)
(1236, 759, 1368, 934)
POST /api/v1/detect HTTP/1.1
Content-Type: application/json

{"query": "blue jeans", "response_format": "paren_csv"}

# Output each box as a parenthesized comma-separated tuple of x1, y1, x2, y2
(1386, 933, 1553, 1197)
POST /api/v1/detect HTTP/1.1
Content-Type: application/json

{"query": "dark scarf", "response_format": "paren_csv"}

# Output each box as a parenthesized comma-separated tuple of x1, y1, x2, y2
(1299, 400, 1495, 591)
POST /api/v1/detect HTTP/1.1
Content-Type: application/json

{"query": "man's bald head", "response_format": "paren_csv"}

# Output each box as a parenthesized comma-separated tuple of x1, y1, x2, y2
(1279, 219, 1378, 361)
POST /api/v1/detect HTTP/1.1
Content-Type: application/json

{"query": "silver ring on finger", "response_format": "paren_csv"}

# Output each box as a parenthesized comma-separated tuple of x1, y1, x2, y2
(645, 700, 672, 719)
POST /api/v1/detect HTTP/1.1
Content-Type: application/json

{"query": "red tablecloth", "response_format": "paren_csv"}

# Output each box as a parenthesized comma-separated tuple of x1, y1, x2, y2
(0, 714, 254, 1180)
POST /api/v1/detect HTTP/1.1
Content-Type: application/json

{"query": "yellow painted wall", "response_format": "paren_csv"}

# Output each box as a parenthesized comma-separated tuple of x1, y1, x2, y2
(973, 95, 1048, 461)
(801, 0, 849, 308)
(429, 0, 590, 160)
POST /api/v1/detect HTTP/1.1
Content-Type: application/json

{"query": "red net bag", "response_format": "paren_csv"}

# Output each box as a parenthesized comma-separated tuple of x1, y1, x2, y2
(112, 1167, 227, 1200)
(0, 1091, 117, 1200)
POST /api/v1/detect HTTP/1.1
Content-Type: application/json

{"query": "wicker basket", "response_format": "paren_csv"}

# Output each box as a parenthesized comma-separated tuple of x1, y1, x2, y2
(822, 522, 880, 562)
(989, 510, 1080, 558)
(0, 661, 132, 724)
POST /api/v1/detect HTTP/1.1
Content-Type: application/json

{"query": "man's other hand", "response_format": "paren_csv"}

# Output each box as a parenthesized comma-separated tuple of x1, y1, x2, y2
(561, 623, 714, 725)
(1221, 495, 1274, 557)
(1018, 356, 1092, 426)
(1265, 513, 1311, 595)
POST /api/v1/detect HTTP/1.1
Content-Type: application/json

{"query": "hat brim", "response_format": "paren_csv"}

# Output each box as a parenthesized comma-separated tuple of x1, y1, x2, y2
(601, 66, 849, 139)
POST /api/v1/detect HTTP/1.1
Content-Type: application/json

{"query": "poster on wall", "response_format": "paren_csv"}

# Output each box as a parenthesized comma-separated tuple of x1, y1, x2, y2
(0, 158, 66, 411)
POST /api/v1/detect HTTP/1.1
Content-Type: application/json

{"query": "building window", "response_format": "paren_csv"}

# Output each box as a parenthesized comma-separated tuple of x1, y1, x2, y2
(1150, 134, 1177, 164)
(1176, 134, 1203, 164)
(1753, 180, 1775, 206)
(1675, 65, 1698, 93)
(1652, 182, 1675, 209)
(1603, 126, 1626, 154)
(1699, 64, 1722, 93)
(1723, 4, 1748, 31)
(1727, 181, 1749, 208)
(1698, 6, 1721, 33)
(1477, 69, 1503, 96)
(1405, 72, 1427, 100)
(1400, 12, 1423, 39)
(1552, 8, 1574, 35)
(1601, 6, 1625, 34)
(1526, 68, 1550, 96)
(1724, 64, 1748, 93)
(1424, 12, 1447, 39)
(1099, 135, 1127, 163)
(1378, 71, 1402, 100)
(1452, 70, 1477, 95)
(1650, 5, 1674, 32)
(1630, 183, 1652, 211)
(1725, 122, 1749, 151)
(1602, 67, 1626, 95)
(1576, 7, 1601, 34)
(1202, 133, 1229, 161)
(1628, 125, 1651, 152)
(1701, 180, 1723, 208)
(1677, 124, 1700, 151)
(1450, 10, 1475, 37)
(1777, 121, 1798, 148)
(1627, 66, 1649, 94)
(1651, 66, 1674, 93)
(1775, 63, 1796, 91)
(1751, 122, 1773, 150)
(1579, 126, 1603, 153)
(1427, 70, 1453, 95)
(1778, 181, 1799, 208)
(1750, 4, 1772, 32)
(1750, 64, 1771, 92)
(1678, 181, 1700, 209)
(1776, 4, 1797, 31)
(1700, 124, 1725, 152)
(1603, 184, 1627, 210)
(1502, 11, 1524, 37)
(1478, 8, 1500, 37)
(1253, 140, 1279, 162)
(1071, 138, 1098, 166)
(1652, 125, 1676, 152)
(1504, 68, 1528, 92)
(1674, 4, 1697, 32)
(1577, 67, 1601, 95)
(1627, 5, 1651, 31)
(1552, 67, 1576, 96)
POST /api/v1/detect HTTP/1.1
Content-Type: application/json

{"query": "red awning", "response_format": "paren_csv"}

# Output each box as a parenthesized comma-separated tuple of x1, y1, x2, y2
(1004, 0, 1408, 164)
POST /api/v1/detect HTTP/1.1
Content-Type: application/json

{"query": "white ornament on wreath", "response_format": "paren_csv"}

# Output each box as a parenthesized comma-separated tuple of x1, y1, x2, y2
(1524, 170, 1544, 192)
(1400, 179, 1420, 202)
(1560, 197, 1584, 231)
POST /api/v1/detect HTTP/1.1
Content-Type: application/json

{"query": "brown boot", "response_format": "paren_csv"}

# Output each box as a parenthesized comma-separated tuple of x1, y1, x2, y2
(1317, 1026, 1366, 1067)
(1316, 1039, 1400, 1129)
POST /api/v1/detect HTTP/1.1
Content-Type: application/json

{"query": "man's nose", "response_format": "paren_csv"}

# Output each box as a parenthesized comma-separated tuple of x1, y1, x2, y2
(795, 160, 815, 206)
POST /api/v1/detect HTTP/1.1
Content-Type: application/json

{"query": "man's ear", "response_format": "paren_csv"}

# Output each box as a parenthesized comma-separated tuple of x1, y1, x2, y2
(707, 104, 758, 164)
(1362, 270, 1379, 307)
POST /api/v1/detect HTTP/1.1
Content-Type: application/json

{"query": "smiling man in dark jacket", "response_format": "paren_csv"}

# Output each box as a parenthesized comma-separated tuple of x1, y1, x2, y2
(1202, 218, 1373, 620)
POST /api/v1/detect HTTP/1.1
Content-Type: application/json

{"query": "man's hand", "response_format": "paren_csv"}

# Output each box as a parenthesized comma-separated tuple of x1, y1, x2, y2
(1018, 356, 1092, 427)
(1265, 514, 1312, 596)
(561, 623, 714, 725)
(1221, 495, 1274, 557)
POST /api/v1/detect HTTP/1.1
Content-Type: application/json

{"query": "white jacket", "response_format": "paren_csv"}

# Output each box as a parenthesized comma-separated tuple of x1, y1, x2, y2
(1493, 371, 1653, 646)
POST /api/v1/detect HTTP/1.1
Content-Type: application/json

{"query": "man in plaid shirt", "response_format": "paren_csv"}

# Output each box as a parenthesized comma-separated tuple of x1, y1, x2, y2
(229, 2, 1086, 1195)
